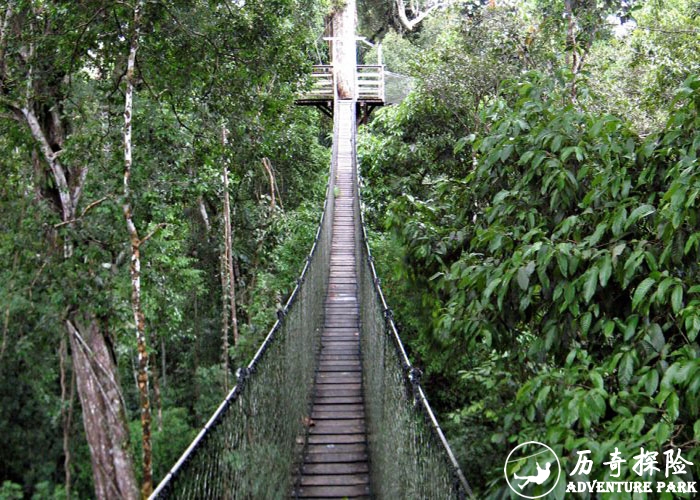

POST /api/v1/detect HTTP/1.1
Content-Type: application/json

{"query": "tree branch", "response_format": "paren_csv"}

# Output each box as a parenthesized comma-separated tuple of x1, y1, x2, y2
(395, 0, 448, 31)
(139, 223, 166, 246)
(54, 196, 110, 228)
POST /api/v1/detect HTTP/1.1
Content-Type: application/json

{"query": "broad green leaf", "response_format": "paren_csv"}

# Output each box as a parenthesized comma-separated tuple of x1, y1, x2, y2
(517, 265, 532, 291)
(618, 352, 635, 387)
(625, 204, 655, 230)
(580, 312, 592, 337)
(656, 421, 672, 444)
(590, 371, 604, 390)
(583, 267, 599, 303)
(632, 277, 656, 310)
(671, 285, 683, 313)
(598, 254, 612, 287)
(557, 253, 568, 277)
(624, 315, 639, 341)
(644, 370, 659, 396)
(666, 392, 679, 421)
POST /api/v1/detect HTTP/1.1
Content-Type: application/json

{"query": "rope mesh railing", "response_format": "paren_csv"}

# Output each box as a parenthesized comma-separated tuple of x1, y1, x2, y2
(150, 157, 336, 499)
(353, 126, 472, 499)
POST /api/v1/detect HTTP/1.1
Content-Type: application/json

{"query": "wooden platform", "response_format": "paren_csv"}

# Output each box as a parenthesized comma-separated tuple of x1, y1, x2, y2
(294, 102, 370, 499)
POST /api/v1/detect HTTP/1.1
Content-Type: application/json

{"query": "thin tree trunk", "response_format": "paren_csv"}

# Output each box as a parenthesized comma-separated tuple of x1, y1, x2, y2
(564, 0, 578, 99)
(193, 292, 200, 404)
(220, 249, 230, 391)
(160, 335, 167, 389)
(151, 352, 163, 432)
(198, 197, 211, 232)
(221, 127, 239, 351)
(263, 158, 281, 212)
(122, 0, 152, 496)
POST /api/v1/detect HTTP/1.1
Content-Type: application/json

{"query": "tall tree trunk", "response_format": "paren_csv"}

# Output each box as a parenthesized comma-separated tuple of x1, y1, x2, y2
(332, 0, 357, 99)
(564, 0, 578, 99)
(67, 318, 138, 499)
(122, 0, 153, 496)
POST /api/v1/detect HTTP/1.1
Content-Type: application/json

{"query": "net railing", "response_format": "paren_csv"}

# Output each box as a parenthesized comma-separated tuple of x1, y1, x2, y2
(149, 159, 336, 499)
(353, 128, 472, 499)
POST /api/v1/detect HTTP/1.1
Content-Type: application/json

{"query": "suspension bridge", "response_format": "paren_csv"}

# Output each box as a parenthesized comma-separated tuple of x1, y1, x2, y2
(149, 28, 470, 497)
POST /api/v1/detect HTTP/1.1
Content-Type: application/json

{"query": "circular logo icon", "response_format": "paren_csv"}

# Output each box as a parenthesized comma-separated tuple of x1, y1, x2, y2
(504, 441, 561, 499)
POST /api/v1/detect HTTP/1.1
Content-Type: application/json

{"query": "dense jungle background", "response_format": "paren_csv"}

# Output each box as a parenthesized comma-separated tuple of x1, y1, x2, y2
(1, 0, 699, 498)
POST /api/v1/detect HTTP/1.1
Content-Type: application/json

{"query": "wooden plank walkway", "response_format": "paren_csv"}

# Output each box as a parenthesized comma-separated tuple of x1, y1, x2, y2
(294, 102, 370, 499)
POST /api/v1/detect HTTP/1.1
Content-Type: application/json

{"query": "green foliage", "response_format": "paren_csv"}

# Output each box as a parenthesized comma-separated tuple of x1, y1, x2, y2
(130, 408, 198, 485)
(0, 0, 328, 495)
(361, 70, 700, 495)
(0, 482, 23, 500)
(586, 0, 700, 133)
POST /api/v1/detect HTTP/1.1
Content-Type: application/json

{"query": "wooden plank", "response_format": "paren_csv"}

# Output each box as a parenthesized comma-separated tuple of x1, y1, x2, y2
(302, 462, 369, 475)
(307, 434, 366, 445)
(313, 396, 363, 405)
(299, 474, 369, 486)
(314, 382, 361, 391)
(317, 360, 361, 368)
(317, 360, 361, 367)
(296, 484, 370, 498)
(310, 420, 365, 433)
(311, 410, 364, 420)
(305, 443, 367, 454)
(316, 366, 361, 373)
(315, 373, 361, 381)
(313, 404, 364, 412)
(302, 453, 368, 464)
(315, 388, 362, 397)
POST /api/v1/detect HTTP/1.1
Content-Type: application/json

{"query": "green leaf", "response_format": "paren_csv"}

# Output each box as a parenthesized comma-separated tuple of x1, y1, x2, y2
(551, 134, 563, 152)
(618, 352, 635, 387)
(625, 204, 655, 230)
(645, 324, 665, 353)
(580, 312, 592, 337)
(632, 277, 656, 310)
(518, 267, 530, 290)
(561, 146, 577, 162)
(612, 208, 627, 237)
(590, 371, 604, 391)
(624, 315, 639, 341)
(645, 370, 659, 396)
(603, 320, 615, 338)
(517, 263, 535, 291)
(671, 285, 683, 313)
(666, 392, 680, 421)
(598, 254, 612, 287)
(656, 421, 672, 444)
(583, 267, 599, 303)
(556, 248, 569, 277)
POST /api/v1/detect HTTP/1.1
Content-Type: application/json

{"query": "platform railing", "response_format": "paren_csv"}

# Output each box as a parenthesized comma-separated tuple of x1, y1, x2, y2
(298, 65, 385, 102)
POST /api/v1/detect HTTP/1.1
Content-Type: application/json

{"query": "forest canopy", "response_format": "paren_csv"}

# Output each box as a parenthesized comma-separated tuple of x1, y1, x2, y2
(1, 0, 699, 498)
